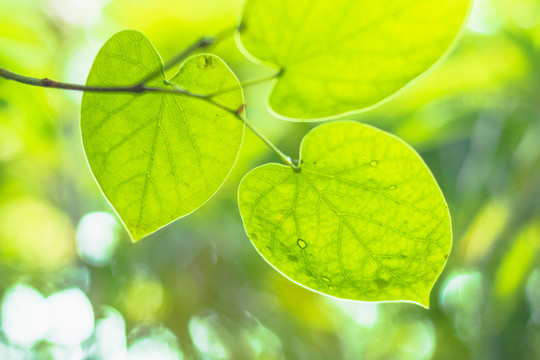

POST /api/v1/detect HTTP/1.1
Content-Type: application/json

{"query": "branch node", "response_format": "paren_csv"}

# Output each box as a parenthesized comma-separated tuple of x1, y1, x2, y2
(41, 78, 54, 87)
(131, 83, 146, 93)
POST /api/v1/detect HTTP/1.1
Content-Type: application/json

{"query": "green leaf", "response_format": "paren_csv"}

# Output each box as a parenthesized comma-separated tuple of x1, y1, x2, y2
(81, 30, 244, 241)
(238, 122, 451, 306)
(238, 0, 471, 120)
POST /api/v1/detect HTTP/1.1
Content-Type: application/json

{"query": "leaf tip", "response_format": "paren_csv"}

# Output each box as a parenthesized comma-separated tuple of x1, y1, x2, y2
(127, 228, 146, 243)
(411, 291, 431, 309)
(419, 298, 430, 309)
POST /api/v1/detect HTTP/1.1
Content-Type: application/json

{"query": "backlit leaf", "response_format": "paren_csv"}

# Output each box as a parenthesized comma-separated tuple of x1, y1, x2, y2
(238, 122, 451, 306)
(238, 0, 471, 119)
(81, 30, 244, 241)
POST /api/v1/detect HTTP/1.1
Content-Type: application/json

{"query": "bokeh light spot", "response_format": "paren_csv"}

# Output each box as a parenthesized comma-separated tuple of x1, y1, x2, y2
(189, 314, 228, 359)
(127, 325, 182, 360)
(76, 212, 120, 267)
(0, 198, 75, 269)
(1, 284, 50, 347)
(95, 307, 127, 360)
(45, 288, 94, 346)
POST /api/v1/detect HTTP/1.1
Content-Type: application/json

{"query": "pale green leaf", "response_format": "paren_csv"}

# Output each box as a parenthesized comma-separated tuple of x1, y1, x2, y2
(81, 30, 244, 241)
(238, 0, 471, 119)
(238, 122, 451, 306)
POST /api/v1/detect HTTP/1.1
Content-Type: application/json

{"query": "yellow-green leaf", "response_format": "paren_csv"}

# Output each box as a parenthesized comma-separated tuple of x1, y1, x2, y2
(238, 0, 471, 119)
(81, 30, 244, 241)
(238, 122, 451, 306)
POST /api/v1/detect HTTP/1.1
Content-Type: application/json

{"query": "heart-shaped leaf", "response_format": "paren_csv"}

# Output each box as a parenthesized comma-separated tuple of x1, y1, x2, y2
(238, 0, 471, 119)
(238, 122, 451, 306)
(81, 30, 244, 241)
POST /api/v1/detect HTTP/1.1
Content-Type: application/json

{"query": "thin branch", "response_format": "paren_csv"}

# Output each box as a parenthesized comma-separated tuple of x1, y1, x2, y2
(0, 67, 141, 92)
(0, 67, 209, 98)
(0, 23, 299, 171)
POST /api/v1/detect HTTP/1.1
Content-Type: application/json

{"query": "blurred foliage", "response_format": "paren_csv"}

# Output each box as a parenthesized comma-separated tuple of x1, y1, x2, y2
(0, 0, 539, 359)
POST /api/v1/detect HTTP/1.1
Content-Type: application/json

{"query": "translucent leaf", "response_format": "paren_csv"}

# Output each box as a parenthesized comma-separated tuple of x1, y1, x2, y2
(81, 31, 244, 241)
(238, 0, 471, 119)
(238, 122, 451, 306)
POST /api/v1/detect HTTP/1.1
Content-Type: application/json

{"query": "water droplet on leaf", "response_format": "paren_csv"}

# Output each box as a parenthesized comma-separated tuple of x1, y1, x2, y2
(297, 239, 307, 249)
(370, 160, 379, 167)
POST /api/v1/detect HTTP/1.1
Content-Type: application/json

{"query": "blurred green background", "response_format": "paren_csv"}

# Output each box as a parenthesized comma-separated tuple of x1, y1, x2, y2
(0, 0, 539, 359)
